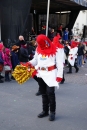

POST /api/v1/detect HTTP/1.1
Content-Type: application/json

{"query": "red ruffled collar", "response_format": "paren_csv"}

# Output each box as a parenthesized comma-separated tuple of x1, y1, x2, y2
(36, 43, 57, 57)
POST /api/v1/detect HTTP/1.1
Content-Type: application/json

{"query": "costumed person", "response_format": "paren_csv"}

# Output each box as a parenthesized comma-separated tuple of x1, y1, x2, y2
(53, 33, 65, 84)
(67, 41, 79, 73)
(23, 34, 64, 121)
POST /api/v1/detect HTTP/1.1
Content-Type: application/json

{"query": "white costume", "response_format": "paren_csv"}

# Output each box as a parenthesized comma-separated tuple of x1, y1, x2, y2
(68, 46, 78, 66)
(30, 48, 64, 87)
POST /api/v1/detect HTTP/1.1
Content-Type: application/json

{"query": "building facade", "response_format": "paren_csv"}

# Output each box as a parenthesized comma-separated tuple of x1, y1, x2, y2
(0, 0, 87, 43)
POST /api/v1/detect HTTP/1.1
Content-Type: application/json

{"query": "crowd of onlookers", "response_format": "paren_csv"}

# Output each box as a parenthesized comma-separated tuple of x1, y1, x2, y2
(0, 36, 37, 83)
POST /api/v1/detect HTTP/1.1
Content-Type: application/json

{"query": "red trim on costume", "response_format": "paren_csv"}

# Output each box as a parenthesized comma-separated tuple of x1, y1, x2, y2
(53, 35, 64, 49)
(71, 41, 79, 48)
(56, 77, 62, 82)
(32, 70, 37, 78)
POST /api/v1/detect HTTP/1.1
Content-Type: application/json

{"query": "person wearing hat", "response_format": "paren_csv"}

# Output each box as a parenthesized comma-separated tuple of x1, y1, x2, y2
(23, 34, 64, 121)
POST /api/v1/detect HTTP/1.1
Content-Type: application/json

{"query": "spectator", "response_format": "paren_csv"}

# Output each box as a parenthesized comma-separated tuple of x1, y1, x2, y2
(19, 43, 29, 63)
(0, 44, 4, 83)
(77, 42, 84, 67)
(4, 48, 12, 81)
(58, 24, 63, 37)
(63, 28, 69, 41)
(40, 25, 46, 35)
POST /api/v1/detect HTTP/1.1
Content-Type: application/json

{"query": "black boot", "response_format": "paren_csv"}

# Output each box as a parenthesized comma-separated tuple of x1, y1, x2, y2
(11, 76, 15, 80)
(67, 63, 72, 73)
(47, 87, 56, 121)
(0, 74, 4, 83)
(0, 79, 4, 83)
(67, 71, 72, 74)
(74, 64, 79, 73)
(35, 91, 41, 96)
(38, 94, 49, 118)
(5, 72, 11, 82)
(38, 111, 49, 118)
(76, 68, 79, 73)
(0, 74, 4, 79)
(49, 112, 55, 121)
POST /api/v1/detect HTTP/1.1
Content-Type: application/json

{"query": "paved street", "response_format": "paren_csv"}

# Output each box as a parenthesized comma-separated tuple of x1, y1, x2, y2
(0, 62, 87, 130)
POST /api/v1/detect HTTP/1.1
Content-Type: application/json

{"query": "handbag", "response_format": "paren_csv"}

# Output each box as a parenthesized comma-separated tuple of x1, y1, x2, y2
(4, 65, 11, 71)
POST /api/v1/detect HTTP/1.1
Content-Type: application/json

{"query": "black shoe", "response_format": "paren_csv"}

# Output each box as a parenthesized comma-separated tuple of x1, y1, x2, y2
(38, 111, 49, 118)
(60, 79, 65, 84)
(49, 112, 55, 121)
(0, 75, 4, 79)
(67, 71, 72, 74)
(11, 76, 15, 80)
(5, 79, 11, 82)
(0, 79, 4, 83)
(76, 68, 79, 73)
(36, 91, 41, 96)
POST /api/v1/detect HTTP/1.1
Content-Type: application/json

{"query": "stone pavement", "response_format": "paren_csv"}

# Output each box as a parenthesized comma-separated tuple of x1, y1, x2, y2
(0, 62, 87, 130)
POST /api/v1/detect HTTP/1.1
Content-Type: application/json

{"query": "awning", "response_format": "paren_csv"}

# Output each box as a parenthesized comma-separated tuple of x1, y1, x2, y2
(31, 0, 87, 14)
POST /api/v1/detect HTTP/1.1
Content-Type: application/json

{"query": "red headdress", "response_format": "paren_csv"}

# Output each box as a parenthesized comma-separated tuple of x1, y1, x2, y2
(36, 34, 56, 56)
(71, 41, 78, 48)
(53, 34, 63, 48)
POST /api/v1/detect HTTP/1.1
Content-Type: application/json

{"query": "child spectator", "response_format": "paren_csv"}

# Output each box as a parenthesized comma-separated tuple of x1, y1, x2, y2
(4, 48, 12, 81)
(0, 44, 4, 83)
